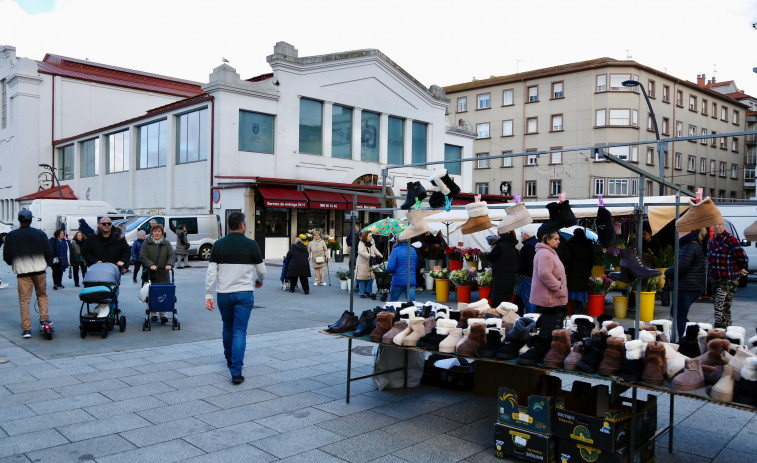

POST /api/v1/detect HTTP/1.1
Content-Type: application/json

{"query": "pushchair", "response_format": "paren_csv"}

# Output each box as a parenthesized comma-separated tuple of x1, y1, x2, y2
(78, 263, 125, 339)
(142, 269, 180, 331)
(373, 271, 392, 302)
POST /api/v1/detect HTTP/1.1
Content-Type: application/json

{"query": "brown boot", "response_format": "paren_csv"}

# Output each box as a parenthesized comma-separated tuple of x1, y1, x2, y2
(456, 322, 487, 357)
(370, 312, 395, 343)
(458, 309, 478, 328)
(543, 329, 572, 369)
(641, 341, 666, 386)
(702, 364, 724, 385)
(671, 358, 705, 391)
(382, 320, 408, 344)
(698, 338, 730, 367)
(564, 342, 583, 371)
(598, 337, 626, 376)
(706, 328, 726, 348)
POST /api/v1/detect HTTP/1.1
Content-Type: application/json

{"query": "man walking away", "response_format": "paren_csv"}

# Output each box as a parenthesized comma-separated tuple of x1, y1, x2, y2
(205, 212, 266, 385)
(2, 209, 53, 338)
(707, 222, 748, 328)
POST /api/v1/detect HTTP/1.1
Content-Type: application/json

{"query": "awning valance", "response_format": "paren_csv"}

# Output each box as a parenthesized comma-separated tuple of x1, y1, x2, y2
(257, 185, 308, 208)
(304, 190, 347, 210)
(341, 194, 381, 210)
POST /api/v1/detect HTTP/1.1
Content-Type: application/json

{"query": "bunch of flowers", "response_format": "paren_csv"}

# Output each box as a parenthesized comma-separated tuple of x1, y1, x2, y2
(429, 268, 450, 279)
(450, 268, 477, 286)
(325, 235, 341, 251)
(605, 242, 625, 268)
(335, 268, 351, 280)
(299, 232, 314, 245)
(476, 269, 493, 287)
(588, 275, 615, 295)
(372, 261, 388, 273)
(461, 247, 481, 261)
(444, 246, 462, 260)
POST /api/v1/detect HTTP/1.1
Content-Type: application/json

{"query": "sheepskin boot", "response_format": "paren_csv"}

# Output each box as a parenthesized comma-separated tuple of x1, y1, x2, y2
(468, 299, 490, 313)
(479, 328, 504, 359)
(402, 318, 428, 347)
(516, 335, 551, 366)
(641, 341, 666, 386)
(729, 346, 757, 381)
(537, 306, 567, 336)
(496, 302, 520, 324)
(671, 359, 705, 391)
(706, 328, 726, 347)
(749, 333, 757, 354)
(570, 315, 595, 343)
(710, 365, 735, 402)
(399, 307, 416, 321)
(664, 343, 688, 380)
(726, 326, 746, 347)
(598, 337, 626, 377)
(698, 339, 730, 367)
(439, 327, 464, 353)
(649, 319, 672, 343)
(423, 318, 458, 351)
(602, 320, 619, 333)
(542, 329, 572, 369)
(701, 364, 724, 385)
(458, 309, 478, 329)
(370, 312, 395, 343)
(678, 324, 702, 358)
(428, 169, 457, 207)
(564, 342, 584, 371)
(674, 196, 724, 232)
(353, 310, 377, 337)
(578, 334, 608, 374)
(456, 319, 486, 349)
(620, 340, 645, 382)
(382, 320, 407, 344)
(393, 318, 415, 346)
(734, 357, 757, 406)
(457, 322, 487, 357)
(496, 317, 537, 360)
(423, 317, 436, 334)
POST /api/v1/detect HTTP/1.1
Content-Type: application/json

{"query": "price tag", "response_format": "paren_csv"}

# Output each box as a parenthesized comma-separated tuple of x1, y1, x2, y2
(518, 412, 530, 423)
(434, 266, 441, 271)
(458, 242, 464, 247)
(514, 436, 527, 447)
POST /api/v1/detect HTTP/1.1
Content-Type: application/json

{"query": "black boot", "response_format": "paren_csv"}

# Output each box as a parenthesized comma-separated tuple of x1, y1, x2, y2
(557, 200, 577, 229)
(354, 310, 377, 336)
(572, 318, 595, 344)
(416, 328, 437, 348)
(328, 310, 351, 329)
(537, 307, 567, 336)
(537, 202, 562, 238)
(517, 335, 551, 365)
(678, 324, 702, 358)
(595, 206, 617, 247)
(495, 317, 536, 359)
(439, 173, 461, 198)
(401, 182, 427, 210)
(429, 191, 446, 208)
(478, 329, 503, 358)
(619, 248, 661, 280)
(577, 335, 607, 373)
(328, 314, 358, 333)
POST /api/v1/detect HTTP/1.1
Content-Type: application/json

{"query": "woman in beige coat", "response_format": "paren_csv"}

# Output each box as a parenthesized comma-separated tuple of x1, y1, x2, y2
(308, 232, 329, 286)
(356, 230, 382, 298)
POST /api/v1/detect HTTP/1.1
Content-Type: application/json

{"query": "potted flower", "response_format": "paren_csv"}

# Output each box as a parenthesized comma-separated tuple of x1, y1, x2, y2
(430, 268, 450, 302)
(653, 246, 674, 290)
(638, 276, 658, 322)
(325, 234, 343, 262)
(445, 246, 463, 271)
(336, 267, 352, 292)
(587, 275, 614, 317)
(476, 269, 493, 303)
(450, 268, 477, 303)
(461, 247, 481, 269)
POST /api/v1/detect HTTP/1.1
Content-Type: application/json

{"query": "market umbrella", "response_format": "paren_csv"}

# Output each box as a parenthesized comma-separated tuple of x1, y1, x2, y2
(363, 217, 408, 236)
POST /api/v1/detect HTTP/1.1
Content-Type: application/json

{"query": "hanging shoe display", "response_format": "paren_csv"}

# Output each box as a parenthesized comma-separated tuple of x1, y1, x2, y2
(595, 206, 617, 247)
(675, 196, 724, 232)
(461, 202, 494, 235)
(498, 203, 533, 234)
(615, 247, 661, 280)
(400, 181, 427, 210)
(398, 209, 429, 241)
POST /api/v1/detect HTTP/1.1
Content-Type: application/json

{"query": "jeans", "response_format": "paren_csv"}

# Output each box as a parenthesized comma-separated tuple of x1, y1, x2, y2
(519, 276, 537, 313)
(357, 279, 374, 296)
(177, 254, 189, 268)
(216, 291, 254, 377)
(671, 290, 701, 342)
(389, 285, 415, 302)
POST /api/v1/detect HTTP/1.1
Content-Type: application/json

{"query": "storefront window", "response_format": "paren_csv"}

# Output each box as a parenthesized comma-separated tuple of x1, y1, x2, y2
(297, 210, 329, 236)
(412, 121, 427, 164)
(265, 208, 289, 237)
(239, 110, 274, 154)
(332, 105, 352, 159)
(361, 111, 380, 162)
(299, 98, 323, 155)
(387, 116, 404, 164)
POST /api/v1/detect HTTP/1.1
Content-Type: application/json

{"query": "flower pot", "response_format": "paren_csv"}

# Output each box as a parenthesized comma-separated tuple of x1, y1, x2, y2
(435, 279, 450, 302)
(478, 286, 491, 304)
(613, 295, 629, 319)
(425, 273, 434, 291)
(639, 291, 656, 322)
(591, 265, 606, 278)
(427, 259, 441, 270)
(656, 269, 667, 290)
(340, 279, 351, 292)
(448, 259, 463, 271)
(587, 293, 606, 317)
(613, 266, 628, 289)
(333, 253, 345, 263)
(456, 285, 472, 303)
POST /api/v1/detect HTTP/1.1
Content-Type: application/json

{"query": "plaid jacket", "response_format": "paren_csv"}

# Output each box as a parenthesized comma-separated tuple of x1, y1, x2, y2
(707, 231, 748, 280)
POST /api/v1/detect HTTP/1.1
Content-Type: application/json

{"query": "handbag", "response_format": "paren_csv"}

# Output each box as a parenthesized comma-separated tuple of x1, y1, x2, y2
(315, 256, 325, 264)
(185, 242, 191, 250)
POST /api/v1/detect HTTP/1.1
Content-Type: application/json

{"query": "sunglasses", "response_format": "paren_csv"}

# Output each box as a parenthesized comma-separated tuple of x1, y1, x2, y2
(100, 222, 112, 226)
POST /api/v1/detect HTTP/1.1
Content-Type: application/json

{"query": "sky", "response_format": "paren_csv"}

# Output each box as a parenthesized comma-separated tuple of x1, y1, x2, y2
(2, 0, 757, 94)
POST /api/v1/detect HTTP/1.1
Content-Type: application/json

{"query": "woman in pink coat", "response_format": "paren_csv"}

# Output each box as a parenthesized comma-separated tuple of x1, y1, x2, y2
(530, 232, 568, 309)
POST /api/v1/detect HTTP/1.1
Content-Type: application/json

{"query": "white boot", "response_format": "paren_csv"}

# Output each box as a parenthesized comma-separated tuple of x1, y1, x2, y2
(496, 302, 519, 324)
(403, 318, 427, 347)
(729, 346, 757, 381)
(439, 327, 464, 353)
(664, 342, 688, 379)
(648, 319, 672, 342)
(394, 317, 422, 346)
(726, 326, 746, 347)
(710, 365, 735, 402)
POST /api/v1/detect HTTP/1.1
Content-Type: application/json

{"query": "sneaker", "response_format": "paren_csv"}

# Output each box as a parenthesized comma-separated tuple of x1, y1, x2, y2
(22, 330, 31, 338)
(75, 284, 80, 287)
(231, 375, 245, 385)
(151, 316, 158, 322)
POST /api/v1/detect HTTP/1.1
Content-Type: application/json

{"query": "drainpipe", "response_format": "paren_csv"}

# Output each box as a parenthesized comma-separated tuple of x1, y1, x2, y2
(209, 97, 215, 213)
(51, 75, 55, 169)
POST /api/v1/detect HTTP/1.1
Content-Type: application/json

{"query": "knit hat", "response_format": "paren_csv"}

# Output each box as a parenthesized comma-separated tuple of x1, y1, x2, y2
(461, 202, 494, 235)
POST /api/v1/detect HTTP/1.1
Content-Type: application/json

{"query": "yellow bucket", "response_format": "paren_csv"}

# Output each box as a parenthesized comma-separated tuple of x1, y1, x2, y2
(639, 291, 656, 322)
(613, 295, 629, 319)
(435, 279, 450, 303)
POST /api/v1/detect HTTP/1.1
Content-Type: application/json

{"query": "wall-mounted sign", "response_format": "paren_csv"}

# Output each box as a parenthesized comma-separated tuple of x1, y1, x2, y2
(212, 190, 221, 203)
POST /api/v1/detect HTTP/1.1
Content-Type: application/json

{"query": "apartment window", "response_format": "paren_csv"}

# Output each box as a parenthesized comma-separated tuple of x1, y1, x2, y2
(526, 117, 538, 134)
(332, 105, 353, 159)
(710, 188, 715, 197)
(733, 110, 740, 125)
(676, 121, 683, 137)
(719, 189, 726, 199)
(675, 90, 683, 107)
(732, 137, 739, 153)
(701, 128, 708, 145)
(647, 114, 653, 131)
(745, 166, 755, 180)
(444, 144, 462, 175)
(457, 97, 467, 112)
(527, 151, 538, 165)
(550, 180, 562, 196)
(687, 155, 696, 172)
(631, 179, 638, 196)
(731, 164, 738, 179)
(387, 116, 405, 164)
(361, 111, 380, 162)
(720, 136, 727, 150)
(701, 99, 708, 115)
(608, 179, 629, 196)
(688, 124, 697, 140)
(502, 120, 513, 136)
(502, 151, 513, 168)
(662, 118, 670, 135)
(0, 79, 6, 129)
(551, 114, 563, 131)
(239, 110, 274, 154)
(476, 153, 489, 169)
(594, 178, 605, 196)
(525, 181, 537, 197)
(502, 89, 514, 106)
(551, 149, 563, 164)
(138, 119, 167, 168)
(477, 93, 491, 109)
(710, 160, 716, 175)
(594, 147, 606, 162)
(719, 162, 726, 177)
(608, 146, 637, 162)
(107, 130, 129, 173)
(689, 95, 697, 111)
(476, 183, 489, 194)
(477, 122, 490, 138)
(648, 80, 655, 98)
(712, 102, 717, 118)
(674, 152, 682, 170)
(411, 121, 427, 164)
(527, 86, 539, 102)
(646, 180, 653, 196)
(646, 147, 655, 165)
(596, 109, 606, 126)
(721, 106, 728, 121)
(58, 145, 74, 180)
(610, 74, 635, 91)
(700, 158, 707, 174)
(552, 82, 564, 99)
(711, 131, 717, 147)
(177, 108, 208, 164)
(609, 109, 637, 126)
(596, 74, 607, 92)
(662, 85, 670, 103)
(79, 138, 99, 178)
(299, 98, 323, 155)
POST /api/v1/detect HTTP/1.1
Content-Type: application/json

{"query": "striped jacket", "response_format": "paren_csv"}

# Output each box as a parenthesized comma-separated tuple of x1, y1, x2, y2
(205, 232, 266, 297)
(3, 226, 53, 277)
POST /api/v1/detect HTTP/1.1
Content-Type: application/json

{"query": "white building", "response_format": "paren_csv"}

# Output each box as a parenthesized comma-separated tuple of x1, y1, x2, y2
(0, 42, 475, 257)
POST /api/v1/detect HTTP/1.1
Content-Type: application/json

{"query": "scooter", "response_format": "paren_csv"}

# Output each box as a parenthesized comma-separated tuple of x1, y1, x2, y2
(40, 320, 54, 340)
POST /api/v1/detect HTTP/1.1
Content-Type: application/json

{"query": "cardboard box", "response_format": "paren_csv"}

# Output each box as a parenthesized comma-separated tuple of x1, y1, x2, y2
(498, 376, 562, 434)
(494, 422, 559, 463)
(555, 381, 658, 452)
(474, 360, 546, 395)
(558, 437, 655, 463)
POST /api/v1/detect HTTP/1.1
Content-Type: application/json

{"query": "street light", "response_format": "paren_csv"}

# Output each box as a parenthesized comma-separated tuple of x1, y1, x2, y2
(622, 79, 665, 195)
(38, 163, 63, 200)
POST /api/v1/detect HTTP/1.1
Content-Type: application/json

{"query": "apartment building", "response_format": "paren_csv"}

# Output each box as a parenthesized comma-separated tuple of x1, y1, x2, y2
(444, 58, 748, 201)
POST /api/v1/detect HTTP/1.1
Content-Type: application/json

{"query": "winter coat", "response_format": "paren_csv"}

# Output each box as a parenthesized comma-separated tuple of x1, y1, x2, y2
(2, 226, 53, 276)
(140, 235, 177, 284)
(77, 219, 96, 238)
(530, 242, 568, 308)
(566, 234, 595, 292)
(517, 236, 537, 277)
(51, 238, 70, 269)
(356, 240, 382, 281)
(308, 239, 329, 269)
(386, 242, 418, 287)
(665, 232, 706, 292)
(70, 239, 86, 265)
(131, 238, 145, 263)
(285, 241, 311, 278)
(175, 229, 189, 256)
(82, 230, 131, 266)
(488, 234, 519, 304)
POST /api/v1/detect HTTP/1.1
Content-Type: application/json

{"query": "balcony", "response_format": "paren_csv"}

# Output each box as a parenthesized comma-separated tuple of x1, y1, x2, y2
(746, 134, 756, 145)
(445, 125, 477, 138)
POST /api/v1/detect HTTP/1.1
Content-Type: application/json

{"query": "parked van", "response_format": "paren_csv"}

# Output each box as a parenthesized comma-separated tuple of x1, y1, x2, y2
(122, 214, 221, 260)
(719, 205, 757, 272)
(19, 199, 120, 237)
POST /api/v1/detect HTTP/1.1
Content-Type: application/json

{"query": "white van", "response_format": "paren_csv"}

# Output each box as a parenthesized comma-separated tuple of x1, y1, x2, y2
(57, 214, 134, 239)
(0, 220, 14, 244)
(122, 214, 221, 260)
(719, 205, 757, 272)
(19, 199, 120, 237)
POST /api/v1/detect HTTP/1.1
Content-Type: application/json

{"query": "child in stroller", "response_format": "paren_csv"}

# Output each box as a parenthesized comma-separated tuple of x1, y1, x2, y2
(78, 263, 125, 339)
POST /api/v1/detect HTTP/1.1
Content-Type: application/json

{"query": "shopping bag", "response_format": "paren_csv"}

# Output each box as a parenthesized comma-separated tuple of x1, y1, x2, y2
(68, 266, 72, 279)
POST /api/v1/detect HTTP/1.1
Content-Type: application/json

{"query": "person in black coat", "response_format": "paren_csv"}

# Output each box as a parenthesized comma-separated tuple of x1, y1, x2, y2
(518, 225, 539, 313)
(488, 230, 519, 308)
(664, 229, 707, 342)
(81, 217, 131, 269)
(566, 229, 595, 314)
(285, 238, 311, 295)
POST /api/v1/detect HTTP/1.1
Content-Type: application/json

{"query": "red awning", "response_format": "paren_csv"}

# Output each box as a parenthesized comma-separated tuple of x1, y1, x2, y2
(17, 185, 78, 200)
(257, 185, 307, 208)
(341, 193, 381, 210)
(304, 190, 347, 210)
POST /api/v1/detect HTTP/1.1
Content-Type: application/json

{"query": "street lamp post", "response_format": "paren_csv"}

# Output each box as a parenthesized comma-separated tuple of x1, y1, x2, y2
(622, 80, 665, 196)
(38, 163, 63, 200)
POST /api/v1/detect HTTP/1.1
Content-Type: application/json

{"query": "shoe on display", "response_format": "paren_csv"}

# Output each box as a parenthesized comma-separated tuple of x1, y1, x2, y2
(598, 336, 626, 376)
(353, 310, 377, 337)
(619, 340, 644, 382)
(641, 341, 666, 386)
(495, 317, 536, 360)
(328, 314, 358, 334)
(675, 196, 724, 232)
(678, 324, 702, 358)
(382, 321, 408, 344)
(671, 358, 706, 391)
(456, 321, 487, 357)
(543, 329, 572, 369)
(401, 181, 427, 210)
(617, 248, 661, 280)
(563, 341, 583, 371)
(733, 357, 757, 406)
(516, 334, 551, 366)
(438, 327, 464, 353)
(370, 312, 395, 343)
(328, 310, 351, 329)
(402, 318, 428, 347)
(710, 364, 735, 402)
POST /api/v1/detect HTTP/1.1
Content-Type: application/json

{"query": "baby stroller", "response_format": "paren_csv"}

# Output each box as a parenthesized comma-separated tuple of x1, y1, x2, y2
(142, 269, 180, 331)
(78, 263, 125, 339)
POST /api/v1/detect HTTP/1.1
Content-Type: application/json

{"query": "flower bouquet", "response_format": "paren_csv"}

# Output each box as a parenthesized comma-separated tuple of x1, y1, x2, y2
(450, 268, 477, 287)
(325, 235, 341, 252)
(588, 275, 615, 295)
(429, 268, 450, 279)
(476, 269, 493, 287)
(444, 246, 462, 260)
(461, 247, 481, 262)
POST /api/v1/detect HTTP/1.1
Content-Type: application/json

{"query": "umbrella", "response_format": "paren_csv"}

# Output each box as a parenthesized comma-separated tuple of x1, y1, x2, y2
(363, 217, 408, 236)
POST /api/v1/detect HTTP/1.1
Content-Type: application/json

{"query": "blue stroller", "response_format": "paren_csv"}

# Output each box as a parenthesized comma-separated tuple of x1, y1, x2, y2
(78, 263, 125, 338)
(142, 269, 180, 331)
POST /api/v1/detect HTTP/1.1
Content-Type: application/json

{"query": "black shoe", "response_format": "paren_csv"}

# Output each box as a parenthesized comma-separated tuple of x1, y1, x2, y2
(401, 181, 428, 209)
(360, 294, 367, 299)
(478, 329, 504, 358)
(328, 315, 358, 334)
(151, 316, 158, 322)
(517, 335, 551, 366)
(328, 310, 351, 329)
(232, 375, 245, 385)
(304, 291, 309, 295)
(619, 248, 661, 280)
(354, 310, 377, 337)
(160, 317, 168, 325)
(22, 330, 31, 339)
(53, 285, 58, 290)
(428, 190, 446, 208)
(75, 284, 80, 287)
(58, 284, 65, 289)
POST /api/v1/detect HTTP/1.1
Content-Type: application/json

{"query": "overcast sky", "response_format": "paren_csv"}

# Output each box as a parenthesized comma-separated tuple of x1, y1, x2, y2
(2, 0, 756, 94)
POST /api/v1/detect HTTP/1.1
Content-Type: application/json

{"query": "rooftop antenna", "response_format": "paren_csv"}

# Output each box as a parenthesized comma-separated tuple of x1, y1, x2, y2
(625, 49, 632, 59)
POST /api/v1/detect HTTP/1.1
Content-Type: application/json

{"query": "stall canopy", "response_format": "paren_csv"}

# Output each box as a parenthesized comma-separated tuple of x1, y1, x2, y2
(257, 185, 308, 208)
